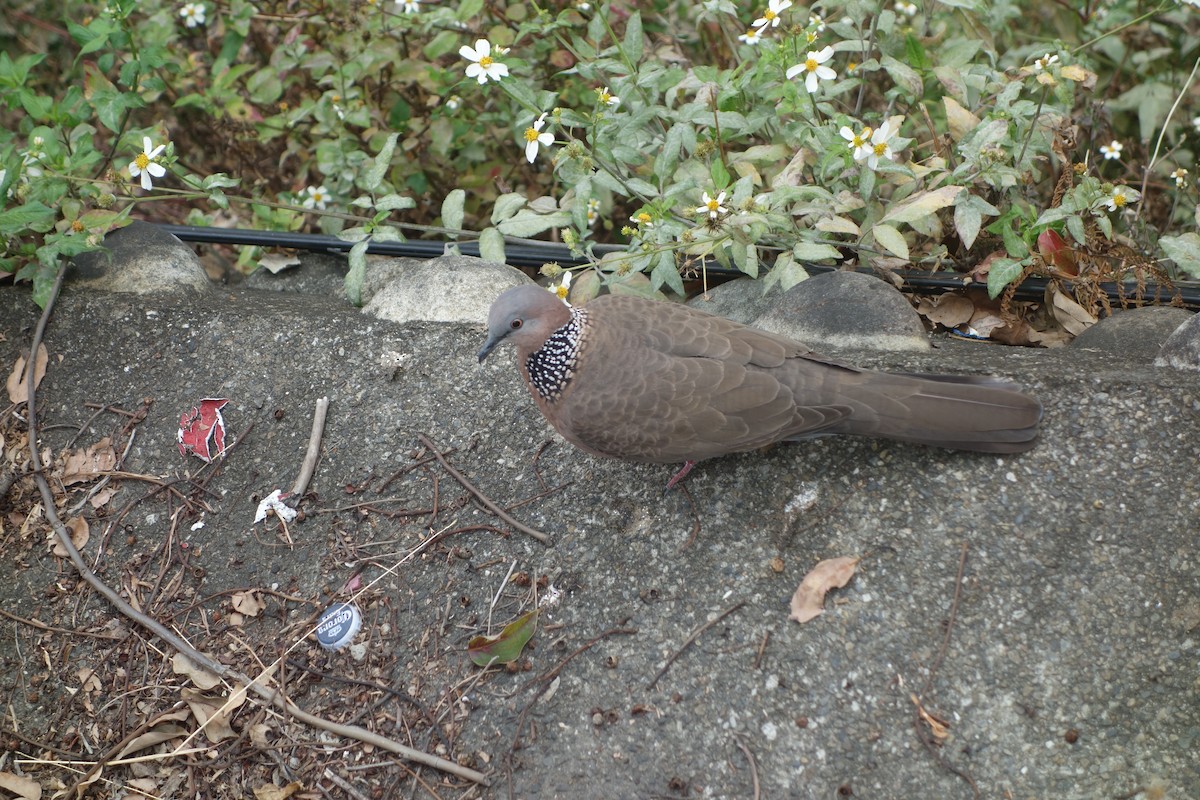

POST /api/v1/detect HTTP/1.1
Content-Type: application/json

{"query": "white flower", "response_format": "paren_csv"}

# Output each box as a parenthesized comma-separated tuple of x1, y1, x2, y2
(696, 191, 728, 220)
(752, 0, 792, 29)
(786, 46, 836, 94)
(630, 211, 654, 228)
(179, 2, 206, 27)
(550, 270, 572, 301)
(445, 95, 461, 111)
(860, 121, 898, 171)
(302, 185, 330, 210)
(1172, 168, 1189, 188)
(574, 0, 590, 10)
(809, 13, 825, 31)
(523, 113, 553, 163)
(1099, 140, 1123, 161)
(460, 39, 509, 85)
(1033, 53, 1059, 71)
(596, 86, 620, 107)
(1103, 185, 1138, 211)
(738, 27, 765, 46)
(587, 198, 601, 226)
(894, 1, 917, 16)
(840, 125, 874, 163)
(127, 136, 167, 191)
(1194, 115, 1200, 133)
(396, 0, 419, 11)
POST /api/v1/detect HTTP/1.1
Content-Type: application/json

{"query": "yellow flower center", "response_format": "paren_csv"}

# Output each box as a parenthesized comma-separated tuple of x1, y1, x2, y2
(524, 127, 540, 142)
(707, 199, 720, 212)
(1112, 193, 1126, 207)
(805, 57, 818, 72)
(764, 10, 776, 21)
(71, 219, 85, 232)
(555, 285, 569, 299)
(873, 142, 888, 157)
(479, 55, 493, 68)
(135, 153, 151, 170)
(636, 212, 651, 224)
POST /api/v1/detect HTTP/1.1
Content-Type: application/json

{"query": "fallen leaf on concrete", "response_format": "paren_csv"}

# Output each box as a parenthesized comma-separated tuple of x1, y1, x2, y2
(61, 437, 117, 485)
(253, 781, 303, 800)
(51, 516, 89, 558)
(172, 652, 222, 690)
(232, 590, 265, 617)
(789, 556, 860, 623)
(0, 771, 42, 800)
(115, 721, 190, 761)
(182, 685, 247, 743)
(910, 692, 951, 741)
(468, 609, 538, 666)
(6, 344, 47, 405)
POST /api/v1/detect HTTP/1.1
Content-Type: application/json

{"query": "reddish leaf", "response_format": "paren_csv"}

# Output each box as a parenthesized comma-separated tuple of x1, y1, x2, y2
(468, 609, 538, 666)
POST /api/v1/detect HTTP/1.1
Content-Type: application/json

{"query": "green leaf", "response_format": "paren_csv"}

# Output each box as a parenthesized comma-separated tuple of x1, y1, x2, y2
(442, 189, 465, 233)
(491, 193, 527, 224)
(623, 12, 644, 63)
(881, 55, 922, 96)
(479, 226, 505, 263)
(986, 257, 1028, 299)
(765, 252, 809, 293)
(423, 30, 459, 60)
(457, 0, 484, 22)
(497, 209, 571, 237)
(0, 202, 55, 236)
(880, 186, 964, 226)
(467, 609, 537, 667)
(366, 132, 398, 192)
(1159, 233, 1200, 279)
(344, 239, 370, 306)
(376, 193, 415, 212)
(650, 250, 685, 296)
(870, 224, 909, 260)
(710, 158, 731, 191)
(792, 241, 843, 262)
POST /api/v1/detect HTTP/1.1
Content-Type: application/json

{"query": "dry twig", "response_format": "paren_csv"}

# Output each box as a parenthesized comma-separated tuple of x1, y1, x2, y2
(647, 601, 746, 690)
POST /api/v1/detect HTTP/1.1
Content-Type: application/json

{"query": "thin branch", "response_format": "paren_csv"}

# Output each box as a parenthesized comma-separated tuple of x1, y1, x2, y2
(415, 433, 550, 544)
(291, 396, 329, 496)
(647, 601, 746, 690)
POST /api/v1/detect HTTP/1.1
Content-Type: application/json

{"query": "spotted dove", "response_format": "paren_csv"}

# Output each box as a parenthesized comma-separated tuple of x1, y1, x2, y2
(478, 285, 1042, 486)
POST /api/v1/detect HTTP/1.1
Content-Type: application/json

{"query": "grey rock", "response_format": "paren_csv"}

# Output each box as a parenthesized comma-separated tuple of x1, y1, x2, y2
(1155, 310, 1200, 371)
(685, 277, 774, 324)
(1072, 306, 1194, 363)
(244, 252, 347, 296)
(362, 255, 529, 323)
(70, 220, 211, 295)
(753, 270, 929, 351)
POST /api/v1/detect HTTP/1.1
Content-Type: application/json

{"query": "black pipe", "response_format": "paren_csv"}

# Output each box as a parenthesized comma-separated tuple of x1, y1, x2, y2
(157, 223, 1200, 310)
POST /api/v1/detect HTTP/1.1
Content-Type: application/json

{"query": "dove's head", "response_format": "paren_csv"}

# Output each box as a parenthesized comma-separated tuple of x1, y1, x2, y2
(478, 285, 573, 363)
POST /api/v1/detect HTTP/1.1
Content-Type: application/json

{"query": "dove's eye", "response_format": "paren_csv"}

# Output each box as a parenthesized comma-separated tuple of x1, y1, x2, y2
(510, 319, 523, 330)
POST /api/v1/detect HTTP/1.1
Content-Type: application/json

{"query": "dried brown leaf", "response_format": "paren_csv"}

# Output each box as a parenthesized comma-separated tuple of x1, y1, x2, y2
(231, 590, 265, 617)
(61, 437, 117, 485)
(6, 344, 47, 405)
(0, 771, 43, 800)
(51, 517, 89, 558)
(1050, 286, 1097, 336)
(910, 692, 951, 741)
(253, 782, 303, 800)
(914, 292, 974, 328)
(789, 556, 860, 623)
(181, 685, 247, 743)
(172, 652, 222, 690)
(115, 723, 190, 761)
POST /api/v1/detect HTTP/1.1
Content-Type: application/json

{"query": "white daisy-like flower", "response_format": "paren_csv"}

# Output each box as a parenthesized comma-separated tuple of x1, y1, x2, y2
(179, 2, 206, 27)
(127, 136, 167, 191)
(396, 0, 419, 12)
(1033, 53, 1059, 71)
(445, 95, 461, 111)
(840, 125, 874, 163)
(629, 211, 654, 228)
(574, 0, 590, 10)
(861, 121, 898, 171)
(550, 270, 572, 301)
(1171, 168, 1189, 188)
(809, 13, 825, 31)
(752, 0, 792, 29)
(302, 185, 330, 210)
(894, 1, 917, 16)
(459, 39, 509, 85)
(1103, 185, 1138, 211)
(523, 113, 553, 163)
(1193, 115, 1200, 133)
(696, 191, 728, 220)
(587, 198, 601, 226)
(738, 27, 765, 46)
(1099, 140, 1123, 161)
(596, 86, 620, 107)
(786, 46, 836, 94)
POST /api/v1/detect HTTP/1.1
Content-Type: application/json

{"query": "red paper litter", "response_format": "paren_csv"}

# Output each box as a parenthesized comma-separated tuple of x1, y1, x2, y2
(177, 398, 230, 462)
